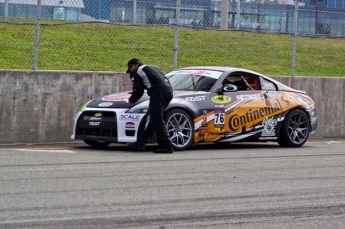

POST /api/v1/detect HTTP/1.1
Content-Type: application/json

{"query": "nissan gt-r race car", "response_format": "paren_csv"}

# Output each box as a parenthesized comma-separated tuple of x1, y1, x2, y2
(71, 66, 318, 151)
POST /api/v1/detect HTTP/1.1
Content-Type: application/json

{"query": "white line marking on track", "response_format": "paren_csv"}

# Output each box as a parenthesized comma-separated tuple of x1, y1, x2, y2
(12, 149, 75, 153)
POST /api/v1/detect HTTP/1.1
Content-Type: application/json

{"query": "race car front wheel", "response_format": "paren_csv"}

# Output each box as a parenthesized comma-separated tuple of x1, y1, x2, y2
(164, 109, 194, 151)
(83, 140, 111, 148)
(278, 109, 310, 147)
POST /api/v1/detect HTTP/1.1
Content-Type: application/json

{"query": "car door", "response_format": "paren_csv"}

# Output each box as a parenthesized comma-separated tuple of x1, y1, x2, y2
(208, 72, 268, 140)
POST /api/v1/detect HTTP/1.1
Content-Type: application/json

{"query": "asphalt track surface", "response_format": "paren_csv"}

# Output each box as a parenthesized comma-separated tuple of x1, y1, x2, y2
(0, 139, 345, 229)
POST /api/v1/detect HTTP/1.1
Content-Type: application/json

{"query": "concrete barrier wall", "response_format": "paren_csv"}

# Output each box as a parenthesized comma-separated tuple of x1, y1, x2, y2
(0, 70, 343, 144)
(274, 76, 344, 138)
(0, 70, 131, 144)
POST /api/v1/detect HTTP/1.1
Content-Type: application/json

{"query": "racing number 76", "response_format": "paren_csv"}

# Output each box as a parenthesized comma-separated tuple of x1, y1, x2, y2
(214, 113, 225, 125)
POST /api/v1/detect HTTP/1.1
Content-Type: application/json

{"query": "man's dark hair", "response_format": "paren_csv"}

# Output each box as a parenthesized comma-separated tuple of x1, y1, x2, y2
(127, 58, 141, 68)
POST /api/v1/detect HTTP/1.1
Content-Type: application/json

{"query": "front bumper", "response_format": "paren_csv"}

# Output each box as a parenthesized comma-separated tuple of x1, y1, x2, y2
(71, 108, 146, 143)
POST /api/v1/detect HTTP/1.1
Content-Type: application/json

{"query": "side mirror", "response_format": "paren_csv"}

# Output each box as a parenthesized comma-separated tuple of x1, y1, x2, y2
(222, 84, 238, 92)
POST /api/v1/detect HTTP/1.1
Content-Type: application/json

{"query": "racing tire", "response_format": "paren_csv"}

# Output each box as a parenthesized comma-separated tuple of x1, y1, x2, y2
(164, 109, 194, 151)
(83, 140, 111, 148)
(278, 109, 310, 147)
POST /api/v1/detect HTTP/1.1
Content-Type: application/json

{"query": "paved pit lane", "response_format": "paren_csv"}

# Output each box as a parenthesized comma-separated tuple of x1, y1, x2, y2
(0, 139, 344, 229)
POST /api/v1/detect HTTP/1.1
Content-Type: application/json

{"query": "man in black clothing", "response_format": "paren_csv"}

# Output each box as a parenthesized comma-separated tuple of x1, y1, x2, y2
(126, 58, 174, 153)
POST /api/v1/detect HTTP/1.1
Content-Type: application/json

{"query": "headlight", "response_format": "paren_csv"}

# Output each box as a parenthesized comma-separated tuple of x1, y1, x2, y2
(80, 100, 93, 111)
(127, 100, 149, 113)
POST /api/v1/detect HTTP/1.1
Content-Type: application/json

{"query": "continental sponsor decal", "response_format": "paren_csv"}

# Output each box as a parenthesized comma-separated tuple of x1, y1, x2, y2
(229, 99, 283, 132)
(212, 95, 231, 104)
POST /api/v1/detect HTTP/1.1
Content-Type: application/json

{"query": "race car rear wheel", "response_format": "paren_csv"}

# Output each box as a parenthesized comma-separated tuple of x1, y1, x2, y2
(164, 109, 194, 151)
(278, 109, 310, 147)
(83, 140, 111, 148)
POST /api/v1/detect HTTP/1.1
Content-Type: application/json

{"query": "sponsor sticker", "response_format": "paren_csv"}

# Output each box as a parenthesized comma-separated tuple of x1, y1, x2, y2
(259, 136, 278, 140)
(89, 122, 101, 126)
(261, 117, 278, 137)
(102, 94, 131, 102)
(267, 91, 280, 99)
(98, 102, 113, 107)
(214, 127, 225, 132)
(188, 70, 206, 75)
(202, 110, 208, 126)
(198, 126, 208, 133)
(185, 96, 206, 102)
(120, 114, 140, 121)
(211, 95, 231, 104)
(166, 70, 223, 79)
(90, 117, 102, 120)
(236, 94, 261, 101)
(228, 100, 283, 132)
(125, 122, 135, 128)
(95, 113, 102, 117)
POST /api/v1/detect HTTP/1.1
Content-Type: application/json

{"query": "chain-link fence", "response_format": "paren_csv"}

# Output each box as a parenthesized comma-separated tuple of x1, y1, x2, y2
(0, 0, 344, 76)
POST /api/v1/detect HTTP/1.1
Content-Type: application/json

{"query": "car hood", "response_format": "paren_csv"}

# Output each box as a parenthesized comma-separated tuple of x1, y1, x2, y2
(86, 90, 202, 108)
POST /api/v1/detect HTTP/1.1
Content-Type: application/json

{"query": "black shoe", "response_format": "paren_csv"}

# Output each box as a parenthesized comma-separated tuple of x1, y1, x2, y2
(153, 148, 174, 154)
(128, 142, 145, 151)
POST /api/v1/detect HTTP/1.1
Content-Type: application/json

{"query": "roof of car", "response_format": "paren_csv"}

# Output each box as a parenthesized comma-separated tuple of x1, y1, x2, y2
(179, 66, 264, 76)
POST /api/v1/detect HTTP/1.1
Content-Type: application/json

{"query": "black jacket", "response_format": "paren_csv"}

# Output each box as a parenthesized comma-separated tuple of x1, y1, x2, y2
(129, 64, 171, 103)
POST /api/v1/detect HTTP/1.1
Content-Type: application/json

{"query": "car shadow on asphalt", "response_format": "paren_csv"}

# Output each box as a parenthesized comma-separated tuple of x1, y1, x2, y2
(71, 141, 304, 153)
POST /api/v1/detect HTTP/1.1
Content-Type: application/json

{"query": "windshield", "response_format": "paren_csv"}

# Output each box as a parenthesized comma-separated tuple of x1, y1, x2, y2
(166, 70, 223, 92)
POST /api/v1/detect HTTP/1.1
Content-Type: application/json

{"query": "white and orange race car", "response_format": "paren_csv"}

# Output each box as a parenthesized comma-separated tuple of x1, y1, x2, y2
(72, 66, 318, 151)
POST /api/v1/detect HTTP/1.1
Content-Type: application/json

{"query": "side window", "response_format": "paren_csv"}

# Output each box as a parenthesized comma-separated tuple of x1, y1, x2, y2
(169, 74, 199, 90)
(223, 73, 261, 91)
(260, 78, 277, 91)
(195, 77, 217, 91)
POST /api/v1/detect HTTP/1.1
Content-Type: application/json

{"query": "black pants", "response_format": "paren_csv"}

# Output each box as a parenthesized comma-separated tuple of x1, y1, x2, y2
(137, 86, 173, 148)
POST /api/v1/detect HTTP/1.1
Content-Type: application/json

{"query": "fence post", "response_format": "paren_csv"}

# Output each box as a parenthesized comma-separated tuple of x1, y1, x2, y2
(220, 0, 229, 30)
(173, 0, 181, 70)
(4, 0, 9, 20)
(133, 0, 137, 23)
(290, 0, 299, 77)
(237, 0, 241, 30)
(32, 0, 42, 70)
